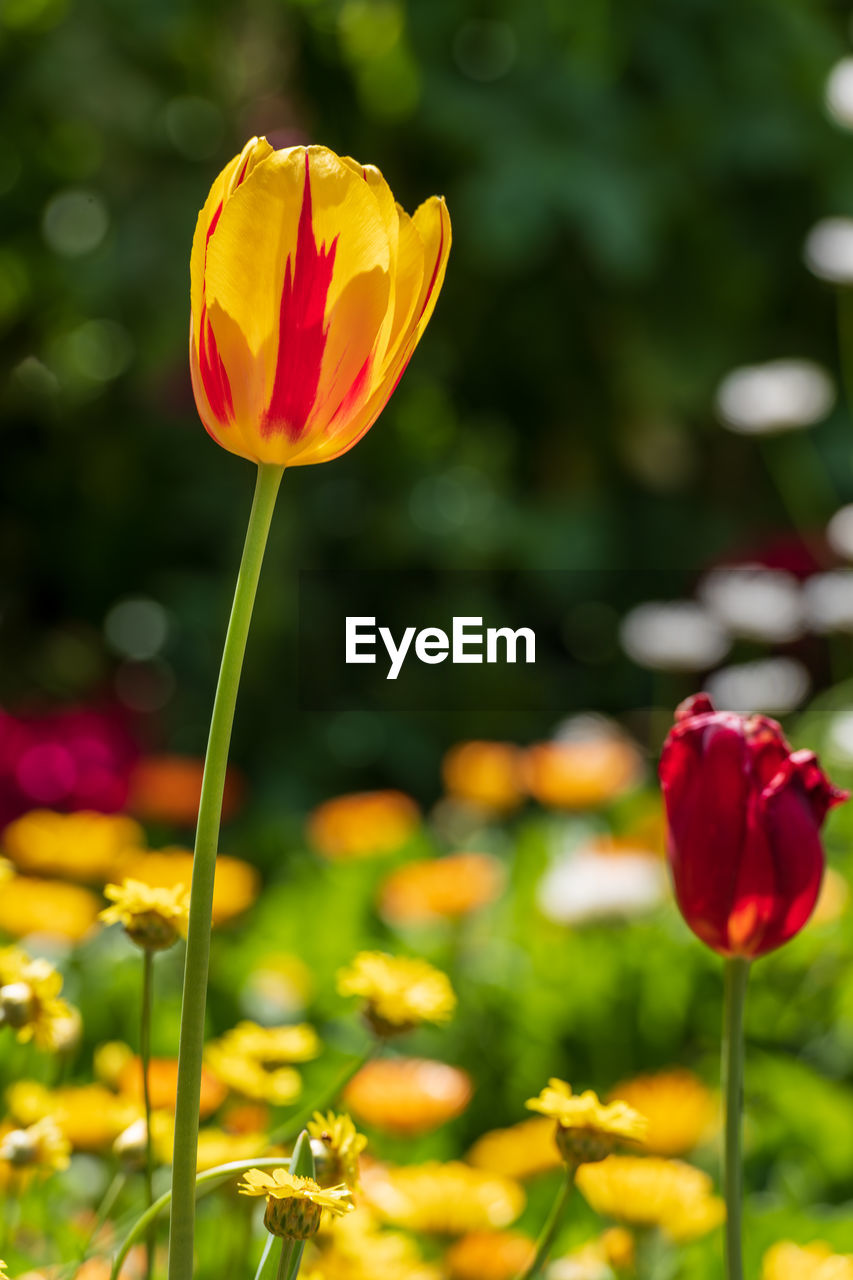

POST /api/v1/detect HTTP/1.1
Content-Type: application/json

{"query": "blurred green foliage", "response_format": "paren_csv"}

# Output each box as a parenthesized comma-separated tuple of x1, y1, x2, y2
(3, 0, 853, 805)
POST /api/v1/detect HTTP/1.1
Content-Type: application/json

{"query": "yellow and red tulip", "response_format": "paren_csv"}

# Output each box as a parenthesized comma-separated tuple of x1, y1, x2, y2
(190, 138, 451, 467)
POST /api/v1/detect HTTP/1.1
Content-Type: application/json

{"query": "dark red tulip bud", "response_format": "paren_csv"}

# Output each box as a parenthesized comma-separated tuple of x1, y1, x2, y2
(659, 693, 848, 958)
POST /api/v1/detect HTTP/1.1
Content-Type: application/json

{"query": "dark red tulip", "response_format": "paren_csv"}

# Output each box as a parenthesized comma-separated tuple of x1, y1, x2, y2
(659, 693, 847, 958)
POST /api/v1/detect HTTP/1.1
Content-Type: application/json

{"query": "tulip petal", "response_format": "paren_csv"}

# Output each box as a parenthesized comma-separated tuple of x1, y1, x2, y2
(190, 137, 273, 355)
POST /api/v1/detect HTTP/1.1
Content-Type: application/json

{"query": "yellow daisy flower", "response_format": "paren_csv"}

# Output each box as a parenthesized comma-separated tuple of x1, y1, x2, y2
(0, 1116, 71, 1176)
(576, 1155, 725, 1242)
(121, 848, 259, 925)
(526, 1079, 647, 1165)
(217, 1020, 321, 1065)
(238, 1167, 354, 1240)
(362, 1160, 525, 1235)
(0, 947, 74, 1052)
(2, 809, 144, 883)
(305, 1207, 440, 1280)
(467, 1117, 562, 1181)
(205, 1046, 302, 1106)
(100, 878, 190, 951)
(0, 876, 100, 943)
(306, 1206, 441, 1279)
(611, 1068, 717, 1156)
(762, 1241, 853, 1280)
(6, 1080, 141, 1152)
(337, 952, 456, 1036)
(307, 1111, 367, 1191)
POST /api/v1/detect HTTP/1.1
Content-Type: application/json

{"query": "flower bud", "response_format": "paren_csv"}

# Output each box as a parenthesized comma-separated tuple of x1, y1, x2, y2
(263, 1194, 322, 1240)
(113, 1118, 149, 1171)
(0, 982, 35, 1029)
(660, 694, 848, 957)
(0, 1127, 38, 1167)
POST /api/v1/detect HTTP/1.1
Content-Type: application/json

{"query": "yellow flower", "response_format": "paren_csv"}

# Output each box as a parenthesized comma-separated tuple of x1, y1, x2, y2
(205, 1044, 302, 1106)
(0, 947, 74, 1052)
(149, 1111, 273, 1172)
(337, 951, 456, 1035)
(2, 810, 144, 883)
(307, 1112, 367, 1190)
(100, 879, 190, 951)
(445, 1230, 536, 1280)
(762, 1241, 853, 1280)
(308, 791, 420, 861)
(218, 1020, 321, 1065)
(0, 1116, 71, 1175)
(122, 849, 259, 924)
(6, 1081, 141, 1152)
(190, 140, 450, 468)
(378, 853, 505, 926)
(611, 1069, 717, 1156)
(94, 1040, 135, 1089)
(526, 1079, 647, 1165)
(467, 1117, 562, 1181)
(0, 876, 100, 942)
(576, 1155, 725, 1242)
(305, 1206, 440, 1280)
(239, 1167, 354, 1239)
(344, 1058, 472, 1137)
(362, 1160, 525, 1235)
(441, 741, 526, 814)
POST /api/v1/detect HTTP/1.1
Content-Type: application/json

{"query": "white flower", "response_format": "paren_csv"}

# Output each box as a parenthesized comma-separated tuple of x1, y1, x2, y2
(715, 359, 834, 434)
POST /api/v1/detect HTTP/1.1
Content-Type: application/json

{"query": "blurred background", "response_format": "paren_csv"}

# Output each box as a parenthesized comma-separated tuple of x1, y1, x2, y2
(6, 0, 853, 811)
(7, 4, 853, 1275)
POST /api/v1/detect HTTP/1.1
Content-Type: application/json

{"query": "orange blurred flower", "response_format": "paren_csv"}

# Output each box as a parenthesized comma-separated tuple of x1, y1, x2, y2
(344, 1058, 473, 1136)
(379, 853, 505, 926)
(117, 1056, 227, 1118)
(127, 755, 243, 826)
(190, 140, 450, 468)
(467, 1117, 562, 1181)
(122, 848, 259, 924)
(524, 733, 643, 810)
(308, 791, 420, 860)
(611, 1069, 717, 1157)
(0, 876, 100, 942)
(441, 742, 525, 814)
(445, 1230, 535, 1280)
(2, 810, 144, 883)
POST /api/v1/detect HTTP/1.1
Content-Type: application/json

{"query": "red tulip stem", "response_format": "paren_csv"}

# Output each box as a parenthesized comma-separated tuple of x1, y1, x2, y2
(167, 461, 284, 1280)
(722, 956, 750, 1280)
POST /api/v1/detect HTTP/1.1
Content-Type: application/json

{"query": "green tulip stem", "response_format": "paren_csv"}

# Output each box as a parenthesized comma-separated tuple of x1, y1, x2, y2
(516, 1169, 575, 1280)
(113, 1156, 290, 1280)
(141, 948, 155, 1280)
(167, 462, 284, 1280)
(722, 956, 750, 1280)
